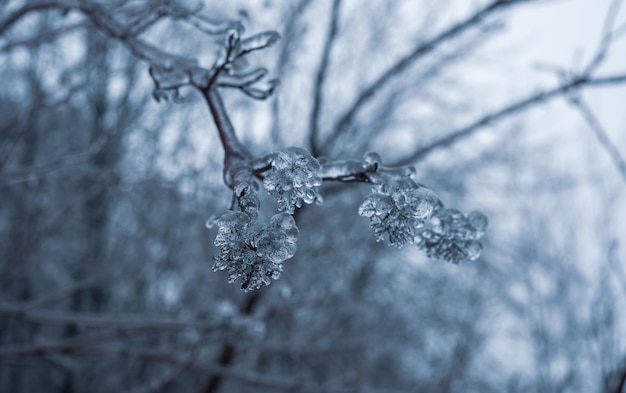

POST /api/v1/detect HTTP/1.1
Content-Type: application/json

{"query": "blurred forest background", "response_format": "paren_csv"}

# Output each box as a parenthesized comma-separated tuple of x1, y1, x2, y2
(1, 0, 626, 392)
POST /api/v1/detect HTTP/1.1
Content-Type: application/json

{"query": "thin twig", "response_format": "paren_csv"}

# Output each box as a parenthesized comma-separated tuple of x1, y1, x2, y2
(0, 0, 74, 35)
(392, 73, 626, 166)
(319, 0, 542, 154)
(584, 0, 624, 75)
(270, 0, 314, 146)
(568, 94, 626, 185)
(202, 88, 251, 175)
(0, 136, 106, 185)
(309, 0, 342, 156)
(0, 301, 227, 331)
(1, 21, 88, 52)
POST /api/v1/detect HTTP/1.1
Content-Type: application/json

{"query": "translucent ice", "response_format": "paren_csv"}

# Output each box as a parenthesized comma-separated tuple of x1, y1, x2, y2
(212, 211, 299, 291)
(359, 176, 441, 247)
(262, 147, 323, 213)
(416, 208, 488, 264)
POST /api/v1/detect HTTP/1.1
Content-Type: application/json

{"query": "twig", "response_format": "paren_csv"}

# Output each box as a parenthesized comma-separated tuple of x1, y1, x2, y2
(0, 0, 74, 35)
(0, 301, 227, 331)
(583, 0, 624, 75)
(568, 94, 626, 185)
(0, 136, 107, 185)
(270, 0, 315, 146)
(1, 21, 88, 52)
(202, 88, 251, 177)
(309, 0, 342, 156)
(319, 0, 542, 154)
(392, 73, 626, 166)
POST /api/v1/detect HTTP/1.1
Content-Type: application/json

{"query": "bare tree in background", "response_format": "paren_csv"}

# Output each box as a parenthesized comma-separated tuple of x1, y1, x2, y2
(1, 0, 626, 392)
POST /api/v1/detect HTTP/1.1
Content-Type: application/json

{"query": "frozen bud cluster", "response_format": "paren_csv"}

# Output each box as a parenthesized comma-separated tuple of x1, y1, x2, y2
(359, 177, 441, 247)
(263, 147, 323, 213)
(213, 211, 299, 291)
(417, 209, 488, 264)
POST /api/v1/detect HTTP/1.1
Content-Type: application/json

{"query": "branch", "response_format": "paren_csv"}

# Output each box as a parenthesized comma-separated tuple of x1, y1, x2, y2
(568, 94, 626, 185)
(583, 0, 624, 75)
(1, 21, 88, 52)
(319, 0, 541, 154)
(270, 0, 315, 146)
(392, 73, 626, 166)
(309, 0, 342, 156)
(0, 136, 106, 185)
(0, 302, 226, 331)
(0, 0, 74, 35)
(202, 88, 251, 177)
(94, 346, 418, 393)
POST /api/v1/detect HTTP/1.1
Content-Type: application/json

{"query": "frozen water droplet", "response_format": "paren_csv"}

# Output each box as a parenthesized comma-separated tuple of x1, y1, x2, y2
(363, 152, 381, 170)
(465, 240, 482, 261)
(205, 214, 221, 229)
(468, 210, 488, 236)
(401, 166, 416, 178)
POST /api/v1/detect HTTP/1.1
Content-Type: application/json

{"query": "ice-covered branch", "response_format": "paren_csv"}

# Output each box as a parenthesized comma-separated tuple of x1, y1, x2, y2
(202, 88, 251, 174)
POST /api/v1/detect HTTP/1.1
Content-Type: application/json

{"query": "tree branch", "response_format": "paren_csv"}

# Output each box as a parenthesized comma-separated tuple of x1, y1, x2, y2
(392, 73, 626, 166)
(568, 94, 626, 185)
(0, 0, 74, 35)
(319, 0, 542, 154)
(0, 301, 227, 331)
(309, 0, 342, 156)
(202, 88, 251, 178)
(0, 136, 106, 185)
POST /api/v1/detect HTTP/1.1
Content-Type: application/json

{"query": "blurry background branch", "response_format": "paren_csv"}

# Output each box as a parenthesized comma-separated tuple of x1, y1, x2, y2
(568, 94, 626, 185)
(393, 71, 626, 166)
(319, 0, 548, 155)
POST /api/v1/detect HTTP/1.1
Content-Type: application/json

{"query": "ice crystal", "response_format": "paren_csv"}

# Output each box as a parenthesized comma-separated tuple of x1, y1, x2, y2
(417, 209, 488, 264)
(263, 147, 323, 213)
(213, 211, 298, 291)
(359, 178, 441, 247)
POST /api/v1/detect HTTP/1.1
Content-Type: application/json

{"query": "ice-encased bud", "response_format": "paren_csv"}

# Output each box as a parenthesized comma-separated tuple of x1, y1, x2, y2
(416, 208, 488, 264)
(262, 147, 323, 213)
(359, 177, 441, 247)
(212, 211, 299, 291)
(467, 210, 488, 237)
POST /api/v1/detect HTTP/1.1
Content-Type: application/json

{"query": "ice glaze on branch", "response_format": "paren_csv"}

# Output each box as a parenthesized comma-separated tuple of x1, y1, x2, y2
(203, 88, 251, 174)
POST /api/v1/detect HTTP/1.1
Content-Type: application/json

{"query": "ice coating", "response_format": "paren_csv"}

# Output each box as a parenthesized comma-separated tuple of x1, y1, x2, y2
(358, 176, 441, 247)
(416, 208, 488, 264)
(212, 211, 299, 291)
(262, 147, 323, 214)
